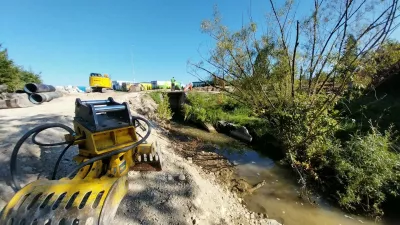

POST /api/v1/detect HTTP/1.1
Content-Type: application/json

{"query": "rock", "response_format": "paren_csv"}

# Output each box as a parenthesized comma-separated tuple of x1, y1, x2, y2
(192, 219, 197, 224)
(231, 161, 239, 166)
(201, 122, 217, 133)
(178, 174, 186, 181)
(0, 84, 7, 93)
(344, 215, 354, 220)
(167, 174, 174, 181)
(186, 157, 193, 164)
(23, 166, 34, 173)
(250, 212, 255, 219)
(216, 121, 253, 142)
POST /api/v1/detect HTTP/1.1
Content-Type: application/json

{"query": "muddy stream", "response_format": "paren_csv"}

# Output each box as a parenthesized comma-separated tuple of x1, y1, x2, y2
(171, 122, 397, 225)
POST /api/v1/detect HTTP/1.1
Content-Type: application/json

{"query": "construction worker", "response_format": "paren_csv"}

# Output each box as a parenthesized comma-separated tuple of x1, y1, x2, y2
(171, 77, 176, 91)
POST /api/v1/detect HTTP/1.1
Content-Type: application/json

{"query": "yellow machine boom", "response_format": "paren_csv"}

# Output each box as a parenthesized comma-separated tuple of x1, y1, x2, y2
(1, 97, 161, 225)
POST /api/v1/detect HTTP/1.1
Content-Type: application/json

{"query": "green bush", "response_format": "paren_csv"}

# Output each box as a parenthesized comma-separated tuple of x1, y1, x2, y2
(148, 91, 162, 104)
(0, 46, 41, 92)
(329, 126, 400, 216)
(157, 93, 173, 121)
(183, 92, 255, 125)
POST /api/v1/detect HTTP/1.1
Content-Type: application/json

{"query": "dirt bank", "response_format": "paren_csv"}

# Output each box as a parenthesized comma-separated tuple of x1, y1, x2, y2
(0, 92, 280, 225)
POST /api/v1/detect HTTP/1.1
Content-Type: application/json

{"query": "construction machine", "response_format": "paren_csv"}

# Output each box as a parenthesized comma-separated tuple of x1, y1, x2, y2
(1, 97, 162, 225)
(89, 73, 112, 93)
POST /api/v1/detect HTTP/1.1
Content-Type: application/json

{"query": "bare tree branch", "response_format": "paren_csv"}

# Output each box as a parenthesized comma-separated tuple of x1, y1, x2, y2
(291, 21, 300, 99)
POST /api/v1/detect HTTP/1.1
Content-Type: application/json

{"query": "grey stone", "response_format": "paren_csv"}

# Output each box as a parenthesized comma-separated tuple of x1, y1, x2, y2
(178, 174, 186, 181)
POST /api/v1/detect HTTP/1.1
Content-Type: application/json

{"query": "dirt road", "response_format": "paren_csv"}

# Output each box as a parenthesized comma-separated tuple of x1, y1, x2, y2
(0, 92, 280, 225)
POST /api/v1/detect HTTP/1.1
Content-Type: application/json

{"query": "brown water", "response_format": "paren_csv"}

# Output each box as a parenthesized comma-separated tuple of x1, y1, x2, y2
(172, 123, 394, 225)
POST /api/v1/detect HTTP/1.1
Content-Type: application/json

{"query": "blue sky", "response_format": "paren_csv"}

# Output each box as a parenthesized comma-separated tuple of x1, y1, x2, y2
(1, 0, 399, 86)
(0, 0, 270, 86)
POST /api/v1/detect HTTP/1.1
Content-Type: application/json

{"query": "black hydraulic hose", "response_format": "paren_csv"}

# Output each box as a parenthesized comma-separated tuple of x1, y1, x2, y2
(66, 116, 152, 178)
(10, 123, 75, 191)
(51, 143, 73, 180)
(31, 128, 72, 146)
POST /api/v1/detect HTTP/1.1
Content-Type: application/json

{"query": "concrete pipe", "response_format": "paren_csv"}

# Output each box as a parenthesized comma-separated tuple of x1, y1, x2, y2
(29, 92, 62, 104)
(24, 83, 56, 94)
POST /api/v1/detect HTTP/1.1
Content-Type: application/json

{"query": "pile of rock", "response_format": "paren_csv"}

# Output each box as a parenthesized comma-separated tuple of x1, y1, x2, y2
(55, 85, 84, 94)
(0, 92, 33, 109)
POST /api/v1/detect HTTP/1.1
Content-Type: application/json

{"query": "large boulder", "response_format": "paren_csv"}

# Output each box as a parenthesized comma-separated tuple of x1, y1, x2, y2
(216, 121, 252, 142)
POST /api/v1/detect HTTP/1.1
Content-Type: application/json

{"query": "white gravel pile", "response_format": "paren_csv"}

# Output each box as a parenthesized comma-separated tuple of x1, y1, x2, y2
(55, 85, 84, 94)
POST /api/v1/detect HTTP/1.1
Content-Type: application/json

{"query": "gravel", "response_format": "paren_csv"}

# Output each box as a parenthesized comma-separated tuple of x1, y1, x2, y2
(0, 92, 281, 225)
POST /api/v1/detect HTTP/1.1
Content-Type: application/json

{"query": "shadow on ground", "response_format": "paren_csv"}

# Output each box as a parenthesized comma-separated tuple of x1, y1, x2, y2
(0, 114, 77, 203)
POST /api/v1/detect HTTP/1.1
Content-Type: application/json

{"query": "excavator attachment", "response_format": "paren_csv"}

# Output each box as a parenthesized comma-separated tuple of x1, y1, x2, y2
(1, 176, 127, 225)
(2, 98, 162, 224)
(131, 142, 162, 172)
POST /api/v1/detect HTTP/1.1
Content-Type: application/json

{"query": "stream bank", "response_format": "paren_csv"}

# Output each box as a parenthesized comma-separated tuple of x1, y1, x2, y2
(167, 121, 396, 225)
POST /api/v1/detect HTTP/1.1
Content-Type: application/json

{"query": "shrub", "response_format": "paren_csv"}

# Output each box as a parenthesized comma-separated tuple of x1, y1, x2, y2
(0, 46, 41, 92)
(156, 93, 173, 121)
(329, 125, 400, 216)
(148, 91, 162, 104)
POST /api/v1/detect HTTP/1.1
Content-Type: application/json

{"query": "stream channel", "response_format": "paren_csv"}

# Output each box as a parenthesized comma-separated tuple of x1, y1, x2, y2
(170, 121, 398, 225)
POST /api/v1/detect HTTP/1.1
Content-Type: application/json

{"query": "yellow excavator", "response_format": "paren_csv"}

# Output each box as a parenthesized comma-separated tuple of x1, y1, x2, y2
(1, 97, 162, 224)
(89, 73, 112, 93)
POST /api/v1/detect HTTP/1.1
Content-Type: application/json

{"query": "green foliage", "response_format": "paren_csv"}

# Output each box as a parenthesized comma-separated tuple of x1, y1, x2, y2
(0, 45, 41, 92)
(329, 126, 400, 215)
(268, 94, 340, 177)
(148, 91, 162, 104)
(157, 93, 173, 121)
(183, 92, 257, 125)
(193, 1, 400, 217)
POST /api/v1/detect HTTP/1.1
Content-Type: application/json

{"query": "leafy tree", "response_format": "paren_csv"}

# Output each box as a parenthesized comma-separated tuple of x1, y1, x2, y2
(189, 0, 400, 215)
(0, 45, 41, 92)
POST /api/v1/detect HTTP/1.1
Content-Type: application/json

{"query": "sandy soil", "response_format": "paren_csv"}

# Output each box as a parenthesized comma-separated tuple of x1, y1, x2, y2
(0, 92, 280, 225)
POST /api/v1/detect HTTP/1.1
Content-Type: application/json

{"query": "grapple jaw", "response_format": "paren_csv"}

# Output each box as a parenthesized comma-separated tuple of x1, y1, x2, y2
(0, 176, 127, 225)
(131, 142, 162, 172)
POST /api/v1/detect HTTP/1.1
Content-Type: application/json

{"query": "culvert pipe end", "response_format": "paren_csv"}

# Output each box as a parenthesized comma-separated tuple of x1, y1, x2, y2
(24, 83, 38, 94)
(29, 93, 44, 104)
(24, 83, 56, 93)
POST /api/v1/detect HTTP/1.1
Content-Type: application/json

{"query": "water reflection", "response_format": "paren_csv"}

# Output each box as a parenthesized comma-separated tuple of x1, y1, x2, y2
(217, 148, 383, 225)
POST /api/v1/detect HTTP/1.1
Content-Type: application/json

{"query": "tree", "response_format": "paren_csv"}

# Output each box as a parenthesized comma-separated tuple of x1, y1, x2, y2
(189, 0, 400, 215)
(0, 45, 41, 92)
(190, 0, 399, 131)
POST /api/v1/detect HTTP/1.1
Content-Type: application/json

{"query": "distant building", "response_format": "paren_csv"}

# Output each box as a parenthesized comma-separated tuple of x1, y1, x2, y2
(192, 81, 206, 87)
(112, 80, 134, 91)
(151, 81, 171, 89)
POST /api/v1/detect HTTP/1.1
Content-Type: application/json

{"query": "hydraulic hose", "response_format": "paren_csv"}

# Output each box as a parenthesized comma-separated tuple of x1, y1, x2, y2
(52, 143, 73, 180)
(66, 116, 151, 178)
(10, 123, 75, 191)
